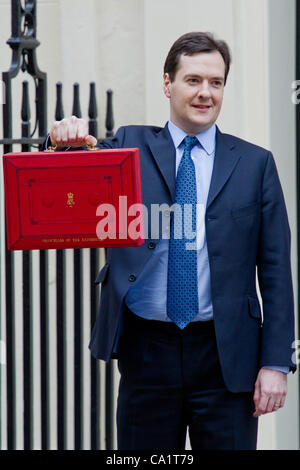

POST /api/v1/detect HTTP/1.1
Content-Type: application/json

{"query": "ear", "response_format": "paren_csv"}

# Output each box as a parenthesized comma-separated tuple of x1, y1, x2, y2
(163, 73, 171, 98)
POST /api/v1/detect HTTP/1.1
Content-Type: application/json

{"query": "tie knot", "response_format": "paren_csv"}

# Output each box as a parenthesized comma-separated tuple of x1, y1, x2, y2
(183, 135, 198, 152)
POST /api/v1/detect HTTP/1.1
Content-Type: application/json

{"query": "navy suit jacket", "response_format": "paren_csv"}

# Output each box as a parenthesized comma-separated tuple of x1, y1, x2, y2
(89, 124, 296, 393)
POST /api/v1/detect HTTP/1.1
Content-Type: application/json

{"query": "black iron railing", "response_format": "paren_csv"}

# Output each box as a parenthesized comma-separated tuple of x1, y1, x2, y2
(0, 0, 115, 450)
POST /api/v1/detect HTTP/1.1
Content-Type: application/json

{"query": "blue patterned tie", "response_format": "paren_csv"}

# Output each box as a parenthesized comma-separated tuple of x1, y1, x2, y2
(167, 135, 199, 329)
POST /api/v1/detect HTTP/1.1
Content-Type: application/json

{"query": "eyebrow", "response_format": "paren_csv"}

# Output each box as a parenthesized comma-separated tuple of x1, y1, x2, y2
(184, 74, 224, 82)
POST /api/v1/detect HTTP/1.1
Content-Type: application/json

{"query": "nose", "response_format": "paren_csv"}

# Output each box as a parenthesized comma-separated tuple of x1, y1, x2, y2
(197, 80, 211, 99)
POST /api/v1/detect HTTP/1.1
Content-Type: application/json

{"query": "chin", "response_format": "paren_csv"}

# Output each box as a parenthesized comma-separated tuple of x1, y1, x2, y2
(189, 121, 211, 133)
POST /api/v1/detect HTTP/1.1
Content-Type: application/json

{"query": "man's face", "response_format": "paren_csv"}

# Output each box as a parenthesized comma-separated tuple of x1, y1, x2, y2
(163, 51, 226, 135)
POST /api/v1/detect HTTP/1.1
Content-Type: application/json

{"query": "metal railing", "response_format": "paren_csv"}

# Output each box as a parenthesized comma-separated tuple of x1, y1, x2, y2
(0, 0, 116, 450)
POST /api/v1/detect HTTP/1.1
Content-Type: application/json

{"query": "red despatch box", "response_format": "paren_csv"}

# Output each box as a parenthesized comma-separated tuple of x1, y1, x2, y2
(2, 148, 144, 250)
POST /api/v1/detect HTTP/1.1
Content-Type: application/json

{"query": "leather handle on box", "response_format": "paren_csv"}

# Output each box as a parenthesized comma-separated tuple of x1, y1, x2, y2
(86, 144, 98, 151)
(44, 144, 57, 152)
(44, 144, 97, 152)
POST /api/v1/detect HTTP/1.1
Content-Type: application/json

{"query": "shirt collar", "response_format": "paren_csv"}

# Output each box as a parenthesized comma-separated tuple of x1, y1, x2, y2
(167, 120, 216, 156)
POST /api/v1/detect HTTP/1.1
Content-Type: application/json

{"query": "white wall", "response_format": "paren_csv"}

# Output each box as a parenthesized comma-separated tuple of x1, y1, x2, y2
(267, 0, 298, 450)
(36, 0, 146, 137)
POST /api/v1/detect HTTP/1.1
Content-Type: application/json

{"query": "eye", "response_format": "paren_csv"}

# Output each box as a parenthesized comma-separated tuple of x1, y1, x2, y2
(212, 80, 223, 87)
(187, 78, 198, 84)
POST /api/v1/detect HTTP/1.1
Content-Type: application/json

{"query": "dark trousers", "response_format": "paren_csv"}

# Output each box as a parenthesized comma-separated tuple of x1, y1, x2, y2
(117, 307, 258, 450)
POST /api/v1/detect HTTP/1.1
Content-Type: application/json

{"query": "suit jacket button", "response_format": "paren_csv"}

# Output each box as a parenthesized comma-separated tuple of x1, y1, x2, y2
(128, 274, 136, 282)
(148, 242, 156, 250)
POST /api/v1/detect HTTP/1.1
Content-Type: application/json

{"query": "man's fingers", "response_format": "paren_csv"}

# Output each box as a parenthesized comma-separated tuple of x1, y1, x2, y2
(267, 394, 285, 414)
(279, 393, 286, 409)
(60, 118, 71, 144)
(253, 381, 260, 403)
(67, 117, 78, 141)
(64, 117, 86, 143)
(253, 393, 269, 417)
(49, 116, 93, 147)
(55, 122, 64, 144)
(266, 397, 277, 414)
(50, 118, 68, 145)
(75, 117, 89, 140)
(253, 368, 288, 417)
(85, 135, 98, 147)
(49, 121, 59, 145)
(253, 391, 286, 417)
(253, 380, 261, 414)
(272, 393, 286, 411)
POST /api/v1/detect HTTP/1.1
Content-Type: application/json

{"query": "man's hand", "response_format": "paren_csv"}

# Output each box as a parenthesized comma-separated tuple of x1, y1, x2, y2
(253, 368, 287, 417)
(49, 115, 98, 148)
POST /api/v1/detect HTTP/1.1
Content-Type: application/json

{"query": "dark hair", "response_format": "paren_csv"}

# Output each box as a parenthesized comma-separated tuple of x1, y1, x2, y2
(164, 32, 231, 84)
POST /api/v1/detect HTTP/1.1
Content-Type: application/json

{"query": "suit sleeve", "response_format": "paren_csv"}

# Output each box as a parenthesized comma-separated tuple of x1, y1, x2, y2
(257, 151, 296, 373)
(97, 126, 126, 149)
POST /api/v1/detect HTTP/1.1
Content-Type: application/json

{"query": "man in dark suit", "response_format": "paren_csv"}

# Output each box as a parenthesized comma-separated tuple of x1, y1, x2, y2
(49, 32, 296, 450)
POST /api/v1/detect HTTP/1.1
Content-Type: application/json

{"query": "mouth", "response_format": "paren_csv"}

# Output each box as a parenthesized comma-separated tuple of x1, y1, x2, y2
(192, 104, 212, 112)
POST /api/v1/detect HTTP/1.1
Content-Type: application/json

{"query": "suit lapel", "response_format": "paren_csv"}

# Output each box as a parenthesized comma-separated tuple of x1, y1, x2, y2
(147, 124, 176, 201)
(206, 128, 242, 210)
(147, 124, 242, 208)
